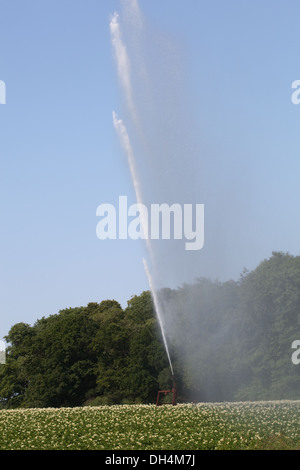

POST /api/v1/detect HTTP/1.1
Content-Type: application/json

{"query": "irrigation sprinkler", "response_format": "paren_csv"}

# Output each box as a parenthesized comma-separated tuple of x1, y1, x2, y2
(156, 375, 177, 406)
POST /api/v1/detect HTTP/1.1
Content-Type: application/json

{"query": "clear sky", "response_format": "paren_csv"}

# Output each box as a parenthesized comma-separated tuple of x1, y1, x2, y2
(0, 0, 300, 339)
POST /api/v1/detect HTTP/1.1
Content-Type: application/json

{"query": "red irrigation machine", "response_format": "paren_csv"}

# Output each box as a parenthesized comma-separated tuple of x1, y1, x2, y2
(156, 375, 177, 406)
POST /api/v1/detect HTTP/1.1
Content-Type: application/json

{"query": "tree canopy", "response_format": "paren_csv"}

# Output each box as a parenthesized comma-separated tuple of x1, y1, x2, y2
(0, 252, 300, 408)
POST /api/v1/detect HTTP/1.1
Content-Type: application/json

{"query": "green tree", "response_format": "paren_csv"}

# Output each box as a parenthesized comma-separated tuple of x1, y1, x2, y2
(236, 252, 300, 400)
(0, 310, 98, 407)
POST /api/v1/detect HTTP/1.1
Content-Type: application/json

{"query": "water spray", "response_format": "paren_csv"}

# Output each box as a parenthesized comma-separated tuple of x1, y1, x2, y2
(143, 258, 177, 405)
(143, 258, 174, 375)
(111, 1, 177, 405)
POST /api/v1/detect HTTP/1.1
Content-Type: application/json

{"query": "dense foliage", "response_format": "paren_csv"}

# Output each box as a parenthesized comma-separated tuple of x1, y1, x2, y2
(0, 293, 168, 408)
(0, 251, 300, 407)
(160, 251, 300, 402)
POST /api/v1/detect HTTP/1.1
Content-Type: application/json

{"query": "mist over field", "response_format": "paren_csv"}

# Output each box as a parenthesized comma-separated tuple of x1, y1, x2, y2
(110, 0, 300, 402)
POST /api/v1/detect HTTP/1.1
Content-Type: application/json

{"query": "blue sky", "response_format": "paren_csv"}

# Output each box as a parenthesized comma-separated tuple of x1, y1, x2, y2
(0, 0, 300, 338)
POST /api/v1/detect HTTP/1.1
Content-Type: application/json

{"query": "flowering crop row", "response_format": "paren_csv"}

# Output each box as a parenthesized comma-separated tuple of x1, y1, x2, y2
(0, 400, 299, 450)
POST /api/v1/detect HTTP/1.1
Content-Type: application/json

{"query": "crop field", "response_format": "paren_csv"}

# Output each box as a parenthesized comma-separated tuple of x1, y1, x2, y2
(0, 401, 300, 450)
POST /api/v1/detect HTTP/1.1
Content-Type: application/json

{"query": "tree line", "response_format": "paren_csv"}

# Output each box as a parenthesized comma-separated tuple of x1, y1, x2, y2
(0, 251, 300, 408)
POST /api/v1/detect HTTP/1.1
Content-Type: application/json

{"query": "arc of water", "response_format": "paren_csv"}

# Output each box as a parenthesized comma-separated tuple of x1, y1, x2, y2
(110, 3, 174, 376)
(143, 258, 174, 375)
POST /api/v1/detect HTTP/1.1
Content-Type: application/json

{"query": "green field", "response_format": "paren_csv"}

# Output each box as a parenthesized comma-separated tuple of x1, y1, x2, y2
(0, 401, 300, 450)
